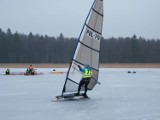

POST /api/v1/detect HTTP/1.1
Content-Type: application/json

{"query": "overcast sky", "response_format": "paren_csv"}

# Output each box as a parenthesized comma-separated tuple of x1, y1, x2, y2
(0, 0, 160, 39)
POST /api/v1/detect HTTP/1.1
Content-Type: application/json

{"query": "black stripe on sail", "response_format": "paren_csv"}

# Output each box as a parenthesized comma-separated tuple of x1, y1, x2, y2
(67, 77, 79, 84)
(92, 7, 103, 17)
(72, 59, 99, 72)
(86, 24, 102, 35)
(79, 41, 100, 53)
(72, 60, 83, 66)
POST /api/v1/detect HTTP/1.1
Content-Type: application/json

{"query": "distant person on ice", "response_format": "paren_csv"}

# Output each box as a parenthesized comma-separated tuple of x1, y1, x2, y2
(27, 65, 35, 75)
(76, 64, 93, 98)
(28, 65, 33, 73)
(5, 68, 10, 75)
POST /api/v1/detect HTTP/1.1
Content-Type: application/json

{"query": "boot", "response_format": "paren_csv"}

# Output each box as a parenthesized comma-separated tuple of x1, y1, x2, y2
(75, 92, 79, 96)
(83, 93, 88, 98)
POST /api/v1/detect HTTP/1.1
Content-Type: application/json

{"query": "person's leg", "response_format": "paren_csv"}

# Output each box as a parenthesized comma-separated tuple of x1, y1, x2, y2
(77, 79, 84, 94)
(84, 78, 90, 97)
(84, 83, 88, 96)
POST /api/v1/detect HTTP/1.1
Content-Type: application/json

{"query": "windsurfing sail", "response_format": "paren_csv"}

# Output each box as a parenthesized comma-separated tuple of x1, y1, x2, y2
(61, 0, 103, 96)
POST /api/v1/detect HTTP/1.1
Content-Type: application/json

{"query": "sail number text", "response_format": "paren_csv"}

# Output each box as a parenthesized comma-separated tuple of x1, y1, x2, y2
(86, 29, 101, 41)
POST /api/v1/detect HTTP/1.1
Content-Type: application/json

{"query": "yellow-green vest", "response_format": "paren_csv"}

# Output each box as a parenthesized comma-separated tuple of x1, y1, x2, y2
(82, 69, 93, 78)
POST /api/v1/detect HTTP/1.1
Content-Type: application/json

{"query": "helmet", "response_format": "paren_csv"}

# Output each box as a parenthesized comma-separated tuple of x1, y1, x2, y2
(84, 64, 90, 68)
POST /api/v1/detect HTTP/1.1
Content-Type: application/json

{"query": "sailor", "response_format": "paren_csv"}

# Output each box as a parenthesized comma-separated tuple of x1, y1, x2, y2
(28, 65, 33, 74)
(76, 64, 93, 98)
(5, 68, 10, 75)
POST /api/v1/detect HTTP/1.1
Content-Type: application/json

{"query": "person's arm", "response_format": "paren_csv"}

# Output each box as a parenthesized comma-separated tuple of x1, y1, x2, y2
(78, 65, 82, 71)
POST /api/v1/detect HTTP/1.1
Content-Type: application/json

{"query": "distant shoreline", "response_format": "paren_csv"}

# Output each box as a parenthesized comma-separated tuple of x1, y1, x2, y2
(0, 63, 160, 68)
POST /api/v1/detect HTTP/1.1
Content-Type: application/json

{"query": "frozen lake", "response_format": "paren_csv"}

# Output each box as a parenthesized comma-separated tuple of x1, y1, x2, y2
(0, 68, 160, 120)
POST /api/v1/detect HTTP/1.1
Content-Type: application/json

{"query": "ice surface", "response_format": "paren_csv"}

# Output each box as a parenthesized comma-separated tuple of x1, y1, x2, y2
(0, 68, 160, 120)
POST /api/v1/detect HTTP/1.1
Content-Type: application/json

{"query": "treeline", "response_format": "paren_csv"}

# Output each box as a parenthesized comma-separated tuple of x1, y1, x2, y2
(101, 36, 160, 63)
(0, 28, 160, 63)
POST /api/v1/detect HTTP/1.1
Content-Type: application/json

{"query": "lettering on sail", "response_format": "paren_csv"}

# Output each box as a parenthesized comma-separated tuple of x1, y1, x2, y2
(86, 29, 101, 41)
